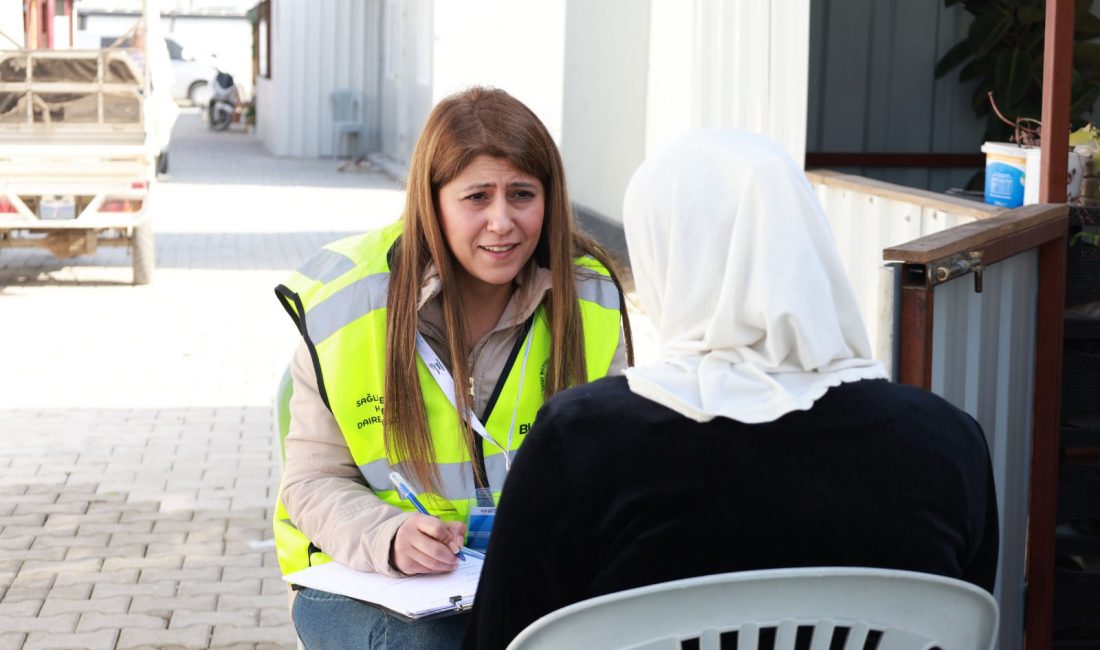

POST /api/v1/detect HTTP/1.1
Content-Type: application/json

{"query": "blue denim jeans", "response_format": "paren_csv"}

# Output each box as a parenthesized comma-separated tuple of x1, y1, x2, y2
(292, 587, 469, 650)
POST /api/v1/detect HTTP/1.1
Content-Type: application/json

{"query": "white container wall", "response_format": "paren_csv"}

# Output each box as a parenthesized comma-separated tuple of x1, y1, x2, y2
(931, 251, 1039, 650)
(376, 0, 430, 169)
(263, 0, 383, 158)
(646, 0, 810, 168)
(375, 0, 570, 171)
(808, 171, 999, 359)
(560, 0, 651, 223)
(565, 0, 812, 222)
(0, 4, 24, 47)
(433, 0, 567, 144)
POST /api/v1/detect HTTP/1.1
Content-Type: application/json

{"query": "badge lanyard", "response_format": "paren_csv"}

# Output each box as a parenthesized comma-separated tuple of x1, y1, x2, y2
(414, 329, 534, 472)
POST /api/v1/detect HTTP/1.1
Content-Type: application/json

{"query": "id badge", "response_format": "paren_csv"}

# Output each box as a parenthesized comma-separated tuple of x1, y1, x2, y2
(465, 506, 496, 552)
(465, 488, 497, 552)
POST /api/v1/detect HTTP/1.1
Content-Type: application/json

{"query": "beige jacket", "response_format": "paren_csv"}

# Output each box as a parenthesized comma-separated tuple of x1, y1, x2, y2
(280, 264, 627, 576)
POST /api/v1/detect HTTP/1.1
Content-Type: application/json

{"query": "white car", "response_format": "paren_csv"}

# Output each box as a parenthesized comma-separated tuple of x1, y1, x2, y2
(79, 33, 218, 106)
(162, 37, 218, 106)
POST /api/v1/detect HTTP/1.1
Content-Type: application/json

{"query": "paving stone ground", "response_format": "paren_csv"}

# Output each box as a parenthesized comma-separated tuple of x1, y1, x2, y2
(0, 110, 406, 650)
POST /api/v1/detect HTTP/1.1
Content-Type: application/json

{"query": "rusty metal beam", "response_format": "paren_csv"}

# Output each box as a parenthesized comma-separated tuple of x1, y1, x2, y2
(1039, 0, 1074, 203)
(44, 0, 54, 49)
(1026, 233, 1068, 650)
(897, 265, 934, 390)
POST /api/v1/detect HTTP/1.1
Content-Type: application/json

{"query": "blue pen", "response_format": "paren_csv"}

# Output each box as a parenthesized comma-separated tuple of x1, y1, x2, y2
(389, 471, 466, 561)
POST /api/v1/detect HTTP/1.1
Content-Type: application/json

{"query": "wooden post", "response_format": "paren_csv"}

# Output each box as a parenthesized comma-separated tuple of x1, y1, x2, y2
(1027, 1, 1074, 646)
(1039, 0, 1074, 203)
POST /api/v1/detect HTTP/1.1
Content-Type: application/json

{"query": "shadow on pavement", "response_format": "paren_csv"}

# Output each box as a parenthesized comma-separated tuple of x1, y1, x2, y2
(0, 231, 361, 285)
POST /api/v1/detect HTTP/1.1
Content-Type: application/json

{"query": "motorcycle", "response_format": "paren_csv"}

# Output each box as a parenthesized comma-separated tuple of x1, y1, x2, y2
(206, 71, 238, 132)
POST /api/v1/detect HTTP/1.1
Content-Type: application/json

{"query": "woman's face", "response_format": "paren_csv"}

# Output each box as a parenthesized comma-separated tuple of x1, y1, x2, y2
(437, 154, 545, 295)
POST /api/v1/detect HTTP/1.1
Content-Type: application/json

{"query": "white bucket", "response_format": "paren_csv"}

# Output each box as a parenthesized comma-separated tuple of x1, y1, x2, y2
(981, 142, 1028, 207)
(1023, 147, 1086, 205)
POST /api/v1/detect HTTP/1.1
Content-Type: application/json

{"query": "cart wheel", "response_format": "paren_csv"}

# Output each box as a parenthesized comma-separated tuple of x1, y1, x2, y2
(132, 222, 155, 285)
(157, 150, 169, 175)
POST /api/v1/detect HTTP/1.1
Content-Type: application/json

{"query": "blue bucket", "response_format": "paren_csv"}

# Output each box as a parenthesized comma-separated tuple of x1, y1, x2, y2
(981, 142, 1028, 208)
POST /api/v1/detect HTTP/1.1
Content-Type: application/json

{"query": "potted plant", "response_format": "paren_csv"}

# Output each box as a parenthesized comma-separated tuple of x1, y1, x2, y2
(934, 0, 1100, 204)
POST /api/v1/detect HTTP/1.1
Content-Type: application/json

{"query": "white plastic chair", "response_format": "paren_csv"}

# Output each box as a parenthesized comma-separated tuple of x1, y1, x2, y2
(329, 89, 367, 159)
(507, 567, 999, 650)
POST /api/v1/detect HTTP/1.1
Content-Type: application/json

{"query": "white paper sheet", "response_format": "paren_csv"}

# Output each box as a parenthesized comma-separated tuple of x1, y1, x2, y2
(283, 556, 484, 620)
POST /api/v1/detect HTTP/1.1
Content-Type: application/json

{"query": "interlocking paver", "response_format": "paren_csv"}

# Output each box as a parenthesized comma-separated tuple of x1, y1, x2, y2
(0, 614, 78, 633)
(40, 596, 129, 616)
(77, 613, 167, 633)
(210, 624, 297, 647)
(0, 601, 41, 617)
(117, 625, 210, 650)
(41, 583, 93, 601)
(128, 595, 218, 618)
(54, 569, 138, 588)
(91, 580, 175, 600)
(22, 630, 118, 650)
(169, 610, 255, 629)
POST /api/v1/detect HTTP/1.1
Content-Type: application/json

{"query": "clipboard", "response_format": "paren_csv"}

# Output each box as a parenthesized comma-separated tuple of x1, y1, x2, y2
(283, 556, 483, 622)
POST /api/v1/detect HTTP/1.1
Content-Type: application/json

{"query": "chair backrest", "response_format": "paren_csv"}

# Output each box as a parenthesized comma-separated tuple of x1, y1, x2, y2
(507, 567, 999, 650)
(329, 89, 362, 124)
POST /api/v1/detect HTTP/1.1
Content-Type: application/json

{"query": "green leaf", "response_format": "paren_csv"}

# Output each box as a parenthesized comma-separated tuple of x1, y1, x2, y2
(1073, 42, 1100, 78)
(935, 40, 973, 78)
(1070, 84, 1100, 122)
(1016, 4, 1045, 25)
(968, 14, 1013, 56)
(961, 0, 1001, 15)
(960, 58, 994, 82)
(996, 48, 1032, 103)
(1077, 0, 1094, 21)
(1029, 53, 1045, 85)
(1075, 12, 1100, 39)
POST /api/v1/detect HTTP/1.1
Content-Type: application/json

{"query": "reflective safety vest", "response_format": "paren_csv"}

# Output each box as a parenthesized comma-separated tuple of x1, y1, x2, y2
(272, 221, 623, 575)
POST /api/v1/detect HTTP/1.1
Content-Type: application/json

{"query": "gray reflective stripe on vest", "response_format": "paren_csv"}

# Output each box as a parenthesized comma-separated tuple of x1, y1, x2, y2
(298, 249, 357, 283)
(303, 272, 390, 345)
(359, 452, 516, 501)
(575, 270, 619, 311)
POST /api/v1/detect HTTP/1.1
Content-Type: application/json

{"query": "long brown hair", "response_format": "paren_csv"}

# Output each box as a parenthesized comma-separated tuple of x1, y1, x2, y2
(384, 86, 632, 493)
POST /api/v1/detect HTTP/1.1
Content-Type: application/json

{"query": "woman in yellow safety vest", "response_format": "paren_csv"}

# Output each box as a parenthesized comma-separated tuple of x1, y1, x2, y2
(273, 86, 632, 650)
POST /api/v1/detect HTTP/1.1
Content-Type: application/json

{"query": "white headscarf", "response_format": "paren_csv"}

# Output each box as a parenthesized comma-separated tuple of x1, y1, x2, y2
(622, 130, 887, 424)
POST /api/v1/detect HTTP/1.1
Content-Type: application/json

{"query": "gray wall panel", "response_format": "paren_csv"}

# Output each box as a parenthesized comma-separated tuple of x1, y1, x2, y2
(808, 0, 985, 192)
(931, 250, 1038, 650)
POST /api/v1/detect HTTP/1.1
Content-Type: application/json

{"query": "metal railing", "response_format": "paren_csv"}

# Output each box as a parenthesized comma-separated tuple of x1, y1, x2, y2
(807, 170, 1002, 372)
(883, 204, 1068, 650)
(807, 171, 1066, 649)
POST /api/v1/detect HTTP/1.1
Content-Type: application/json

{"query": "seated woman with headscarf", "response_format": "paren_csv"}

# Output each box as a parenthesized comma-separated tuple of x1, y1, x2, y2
(462, 129, 999, 650)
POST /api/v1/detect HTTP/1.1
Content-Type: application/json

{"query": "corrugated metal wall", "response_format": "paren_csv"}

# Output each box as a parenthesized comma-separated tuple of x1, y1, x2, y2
(261, 0, 383, 158)
(377, 0, 432, 169)
(806, 0, 985, 192)
(930, 251, 1039, 650)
